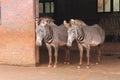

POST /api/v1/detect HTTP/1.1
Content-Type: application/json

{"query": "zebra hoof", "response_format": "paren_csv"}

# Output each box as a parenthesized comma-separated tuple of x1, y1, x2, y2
(64, 62, 67, 64)
(96, 62, 99, 65)
(64, 62, 70, 65)
(96, 62, 100, 65)
(53, 65, 57, 68)
(67, 62, 70, 65)
(77, 65, 81, 69)
(48, 65, 52, 68)
(86, 65, 90, 69)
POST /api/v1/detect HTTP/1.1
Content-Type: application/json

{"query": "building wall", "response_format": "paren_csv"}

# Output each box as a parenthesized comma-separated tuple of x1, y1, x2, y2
(0, 0, 37, 66)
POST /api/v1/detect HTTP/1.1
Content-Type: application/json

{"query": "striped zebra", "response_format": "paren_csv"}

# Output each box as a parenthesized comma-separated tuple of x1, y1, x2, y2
(64, 19, 105, 68)
(35, 17, 70, 68)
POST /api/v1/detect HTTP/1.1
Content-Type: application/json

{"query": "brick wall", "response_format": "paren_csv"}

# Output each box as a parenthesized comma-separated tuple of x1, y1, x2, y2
(0, 0, 37, 66)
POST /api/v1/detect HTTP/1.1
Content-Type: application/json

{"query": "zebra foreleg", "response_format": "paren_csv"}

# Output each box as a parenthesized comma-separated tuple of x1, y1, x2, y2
(53, 46, 58, 68)
(77, 45, 83, 68)
(46, 44, 52, 68)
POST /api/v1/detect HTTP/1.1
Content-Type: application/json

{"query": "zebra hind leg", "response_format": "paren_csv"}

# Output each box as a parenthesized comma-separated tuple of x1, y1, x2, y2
(64, 47, 70, 65)
(96, 44, 102, 64)
(86, 46, 90, 69)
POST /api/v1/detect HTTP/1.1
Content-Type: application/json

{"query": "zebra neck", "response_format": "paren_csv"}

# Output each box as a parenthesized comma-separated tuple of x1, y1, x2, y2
(76, 28, 85, 44)
(44, 26, 54, 44)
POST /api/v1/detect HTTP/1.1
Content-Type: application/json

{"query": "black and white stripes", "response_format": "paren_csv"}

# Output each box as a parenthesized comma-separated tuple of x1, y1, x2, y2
(44, 26, 54, 44)
(77, 28, 85, 44)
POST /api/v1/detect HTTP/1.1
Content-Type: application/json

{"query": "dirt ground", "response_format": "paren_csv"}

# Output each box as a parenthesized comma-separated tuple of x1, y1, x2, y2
(0, 46, 120, 80)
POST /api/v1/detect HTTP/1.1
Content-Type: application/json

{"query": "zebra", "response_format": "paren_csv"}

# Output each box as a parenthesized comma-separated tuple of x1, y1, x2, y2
(64, 19, 105, 68)
(35, 17, 70, 68)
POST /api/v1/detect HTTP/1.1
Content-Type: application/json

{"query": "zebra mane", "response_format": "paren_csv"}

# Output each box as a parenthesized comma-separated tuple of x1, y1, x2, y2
(70, 19, 87, 27)
(74, 19, 87, 26)
(41, 17, 55, 23)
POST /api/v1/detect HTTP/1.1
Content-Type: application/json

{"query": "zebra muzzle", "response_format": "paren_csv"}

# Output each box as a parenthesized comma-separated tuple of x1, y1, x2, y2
(36, 41, 42, 46)
(67, 40, 72, 47)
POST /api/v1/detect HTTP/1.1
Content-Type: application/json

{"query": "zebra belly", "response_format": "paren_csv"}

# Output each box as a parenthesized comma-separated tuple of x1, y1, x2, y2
(90, 40, 101, 46)
(58, 41, 67, 46)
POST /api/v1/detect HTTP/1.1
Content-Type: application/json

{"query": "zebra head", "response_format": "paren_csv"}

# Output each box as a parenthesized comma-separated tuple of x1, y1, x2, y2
(64, 19, 78, 46)
(35, 17, 54, 46)
(35, 17, 48, 46)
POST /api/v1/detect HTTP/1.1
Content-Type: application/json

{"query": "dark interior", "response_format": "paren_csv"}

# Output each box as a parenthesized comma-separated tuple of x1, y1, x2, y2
(39, 0, 120, 42)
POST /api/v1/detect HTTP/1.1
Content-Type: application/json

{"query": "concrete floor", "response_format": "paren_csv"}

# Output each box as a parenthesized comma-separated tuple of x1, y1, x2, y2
(0, 50, 120, 80)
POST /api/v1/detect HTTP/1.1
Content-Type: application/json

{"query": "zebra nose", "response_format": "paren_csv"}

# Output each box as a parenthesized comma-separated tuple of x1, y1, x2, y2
(67, 43, 72, 47)
(36, 41, 42, 46)
(67, 40, 72, 47)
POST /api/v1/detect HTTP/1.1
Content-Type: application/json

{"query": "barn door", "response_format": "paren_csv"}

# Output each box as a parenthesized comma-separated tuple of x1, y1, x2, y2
(35, 0, 40, 66)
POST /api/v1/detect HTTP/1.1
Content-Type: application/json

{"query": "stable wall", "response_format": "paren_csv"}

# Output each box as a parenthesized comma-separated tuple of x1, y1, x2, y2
(0, 0, 37, 66)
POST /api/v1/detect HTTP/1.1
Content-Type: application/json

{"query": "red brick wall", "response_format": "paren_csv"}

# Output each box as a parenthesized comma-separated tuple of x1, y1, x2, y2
(0, 0, 37, 66)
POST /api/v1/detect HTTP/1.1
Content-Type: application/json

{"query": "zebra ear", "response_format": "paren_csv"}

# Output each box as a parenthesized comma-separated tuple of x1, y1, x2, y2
(50, 18, 55, 22)
(47, 18, 54, 23)
(35, 17, 39, 21)
(39, 17, 44, 21)
(63, 20, 70, 28)
(70, 19, 75, 25)
(35, 17, 40, 25)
